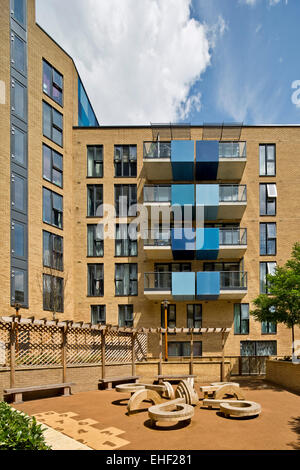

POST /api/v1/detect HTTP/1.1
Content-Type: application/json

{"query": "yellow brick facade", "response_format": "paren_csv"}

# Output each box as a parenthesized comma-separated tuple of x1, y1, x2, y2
(0, 0, 300, 359)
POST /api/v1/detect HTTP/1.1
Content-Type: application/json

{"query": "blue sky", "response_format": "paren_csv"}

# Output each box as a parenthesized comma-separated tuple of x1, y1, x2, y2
(37, 0, 300, 125)
(188, 0, 300, 124)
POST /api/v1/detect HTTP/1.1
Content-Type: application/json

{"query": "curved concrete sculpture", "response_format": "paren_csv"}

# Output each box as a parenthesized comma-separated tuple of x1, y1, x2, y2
(203, 398, 248, 410)
(115, 383, 146, 394)
(148, 398, 194, 427)
(175, 380, 199, 406)
(220, 401, 261, 418)
(214, 384, 245, 400)
(162, 381, 175, 400)
(210, 382, 240, 388)
(127, 389, 164, 415)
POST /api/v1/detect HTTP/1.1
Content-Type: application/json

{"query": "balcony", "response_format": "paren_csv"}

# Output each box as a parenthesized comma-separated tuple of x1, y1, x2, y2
(143, 142, 172, 180)
(218, 142, 247, 180)
(218, 228, 247, 259)
(144, 271, 248, 300)
(143, 231, 172, 260)
(218, 185, 247, 220)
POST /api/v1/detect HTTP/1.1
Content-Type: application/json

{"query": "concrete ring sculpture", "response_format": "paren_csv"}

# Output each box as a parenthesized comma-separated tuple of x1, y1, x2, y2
(210, 382, 240, 388)
(148, 398, 194, 427)
(220, 401, 261, 418)
(115, 383, 146, 393)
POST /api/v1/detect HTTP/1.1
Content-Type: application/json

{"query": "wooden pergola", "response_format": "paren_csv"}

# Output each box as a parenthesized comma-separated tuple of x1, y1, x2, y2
(0, 316, 231, 386)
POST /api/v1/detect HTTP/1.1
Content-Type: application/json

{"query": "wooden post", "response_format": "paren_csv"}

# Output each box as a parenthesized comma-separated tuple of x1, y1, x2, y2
(131, 333, 136, 376)
(158, 331, 163, 375)
(101, 330, 106, 380)
(221, 332, 225, 381)
(61, 325, 67, 383)
(190, 331, 194, 375)
(10, 323, 16, 389)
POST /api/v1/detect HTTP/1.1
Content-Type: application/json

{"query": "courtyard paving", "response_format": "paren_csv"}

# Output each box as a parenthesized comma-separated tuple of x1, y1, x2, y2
(13, 379, 300, 451)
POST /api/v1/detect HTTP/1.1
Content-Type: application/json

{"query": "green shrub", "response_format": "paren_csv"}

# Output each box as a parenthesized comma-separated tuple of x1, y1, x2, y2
(0, 402, 51, 450)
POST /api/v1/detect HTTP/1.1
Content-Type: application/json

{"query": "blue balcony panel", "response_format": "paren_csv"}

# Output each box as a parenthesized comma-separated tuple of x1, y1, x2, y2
(196, 184, 219, 221)
(196, 228, 219, 260)
(171, 228, 195, 260)
(196, 141, 219, 180)
(196, 272, 220, 300)
(171, 140, 194, 181)
(172, 272, 195, 300)
(171, 184, 194, 208)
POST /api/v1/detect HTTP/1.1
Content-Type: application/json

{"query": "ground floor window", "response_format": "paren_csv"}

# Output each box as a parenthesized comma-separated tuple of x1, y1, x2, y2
(168, 341, 202, 357)
(161, 304, 176, 328)
(91, 305, 106, 325)
(240, 340, 277, 356)
(118, 305, 134, 327)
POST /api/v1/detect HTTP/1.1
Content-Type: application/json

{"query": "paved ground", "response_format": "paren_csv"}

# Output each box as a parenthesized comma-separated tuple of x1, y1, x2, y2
(14, 379, 300, 451)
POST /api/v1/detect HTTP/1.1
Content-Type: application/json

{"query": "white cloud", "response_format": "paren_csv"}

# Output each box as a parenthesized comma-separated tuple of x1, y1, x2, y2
(36, 0, 218, 125)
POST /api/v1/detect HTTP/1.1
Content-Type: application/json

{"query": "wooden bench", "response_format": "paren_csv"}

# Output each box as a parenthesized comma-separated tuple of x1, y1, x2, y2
(156, 375, 196, 385)
(98, 376, 140, 390)
(4, 383, 74, 404)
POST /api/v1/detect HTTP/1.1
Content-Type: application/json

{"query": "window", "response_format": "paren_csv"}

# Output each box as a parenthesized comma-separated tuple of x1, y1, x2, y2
(88, 264, 104, 297)
(12, 173, 26, 213)
(118, 305, 134, 327)
(43, 101, 63, 147)
(12, 221, 25, 259)
(260, 223, 276, 255)
(43, 231, 63, 271)
(260, 262, 276, 294)
(259, 144, 276, 176)
(11, 0, 26, 27)
(115, 264, 138, 296)
(43, 274, 64, 313)
(155, 263, 191, 272)
(168, 342, 202, 357)
(43, 144, 63, 188)
(11, 268, 26, 305)
(43, 60, 63, 106)
(262, 321, 277, 334)
(87, 225, 104, 257)
(87, 185, 103, 217)
(87, 146, 103, 178)
(43, 188, 63, 229)
(161, 305, 176, 328)
(187, 305, 202, 329)
(260, 184, 277, 216)
(115, 224, 137, 257)
(11, 33, 26, 75)
(114, 145, 137, 177)
(115, 185, 137, 217)
(234, 304, 249, 335)
(91, 305, 106, 325)
(11, 125, 26, 167)
(241, 340, 277, 356)
(11, 79, 26, 120)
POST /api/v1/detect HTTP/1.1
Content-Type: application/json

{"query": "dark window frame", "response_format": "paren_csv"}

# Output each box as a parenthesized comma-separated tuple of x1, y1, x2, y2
(43, 101, 63, 148)
(261, 321, 277, 335)
(43, 274, 64, 313)
(87, 185, 103, 217)
(88, 264, 104, 297)
(11, 31, 26, 76)
(115, 263, 138, 297)
(259, 183, 276, 216)
(11, 267, 28, 307)
(260, 262, 277, 294)
(259, 144, 276, 177)
(11, 0, 27, 29)
(118, 304, 134, 327)
(168, 341, 202, 358)
(87, 145, 103, 178)
(87, 224, 104, 258)
(161, 304, 176, 329)
(43, 143, 63, 188)
(91, 305, 106, 325)
(42, 59, 64, 107)
(114, 145, 137, 178)
(260, 223, 277, 256)
(115, 223, 138, 257)
(115, 184, 137, 217)
(234, 303, 250, 335)
(43, 187, 63, 230)
(187, 304, 202, 330)
(43, 230, 64, 272)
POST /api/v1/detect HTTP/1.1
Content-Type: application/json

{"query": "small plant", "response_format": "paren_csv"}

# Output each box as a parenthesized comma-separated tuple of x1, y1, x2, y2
(0, 402, 51, 450)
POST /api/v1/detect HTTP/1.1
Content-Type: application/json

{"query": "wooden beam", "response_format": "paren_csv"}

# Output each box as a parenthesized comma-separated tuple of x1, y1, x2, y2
(221, 332, 225, 381)
(61, 325, 67, 383)
(9, 323, 16, 389)
(101, 330, 106, 380)
(190, 331, 194, 375)
(131, 333, 136, 376)
(158, 331, 163, 376)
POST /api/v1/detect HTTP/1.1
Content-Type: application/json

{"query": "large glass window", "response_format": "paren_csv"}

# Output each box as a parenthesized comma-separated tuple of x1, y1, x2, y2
(114, 145, 137, 177)
(118, 305, 134, 327)
(168, 342, 202, 357)
(43, 188, 63, 229)
(12, 221, 25, 259)
(187, 305, 202, 329)
(11, 125, 26, 167)
(87, 146, 103, 178)
(11, 0, 26, 27)
(12, 79, 26, 120)
(259, 144, 276, 176)
(11, 268, 26, 305)
(234, 304, 249, 335)
(91, 305, 106, 325)
(262, 321, 277, 334)
(161, 305, 176, 328)
(87, 225, 104, 257)
(87, 185, 103, 217)
(115, 264, 138, 296)
(43, 231, 63, 271)
(43, 101, 63, 147)
(115, 185, 137, 217)
(12, 173, 26, 213)
(260, 262, 276, 294)
(260, 184, 277, 216)
(115, 224, 137, 257)
(88, 264, 104, 297)
(43, 274, 64, 313)
(43, 144, 63, 188)
(11, 33, 26, 75)
(241, 340, 277, 356)
(260, 223, 276, 255)
(43, 60, 63, 106)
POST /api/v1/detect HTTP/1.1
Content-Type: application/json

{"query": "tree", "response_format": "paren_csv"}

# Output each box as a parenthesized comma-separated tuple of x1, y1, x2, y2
(251, 243, 300, 358)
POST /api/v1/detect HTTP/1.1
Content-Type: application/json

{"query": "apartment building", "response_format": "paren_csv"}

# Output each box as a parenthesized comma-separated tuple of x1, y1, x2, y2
(1, 0, 300, 359)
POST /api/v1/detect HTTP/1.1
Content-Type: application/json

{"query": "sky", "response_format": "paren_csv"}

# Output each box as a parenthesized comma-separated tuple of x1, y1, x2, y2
(36, 0, 300, 126)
